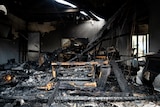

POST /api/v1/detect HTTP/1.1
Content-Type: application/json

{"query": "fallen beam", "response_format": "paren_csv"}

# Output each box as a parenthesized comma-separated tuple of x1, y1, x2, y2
(110, 60, 132, 93)
(0, 95, 37, 101)
(54, 95, 160, 102)
(57, 77, 93, 81)
(51, 62, 99, 66)
(97, 65, 111, 90)
(68, 91, 131, 97)
(0, 94, 159, 103)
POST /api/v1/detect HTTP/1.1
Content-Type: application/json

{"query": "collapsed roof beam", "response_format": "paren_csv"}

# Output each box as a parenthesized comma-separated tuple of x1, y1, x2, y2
(110, 60, 132, 93)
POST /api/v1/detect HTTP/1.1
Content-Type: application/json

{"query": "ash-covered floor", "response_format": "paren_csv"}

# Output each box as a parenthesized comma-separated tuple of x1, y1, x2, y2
(0, 60, 160, 107)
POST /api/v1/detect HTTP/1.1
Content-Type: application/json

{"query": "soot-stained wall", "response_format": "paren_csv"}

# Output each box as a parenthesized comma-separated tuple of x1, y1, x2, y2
(0, 14, 25, 64)
(40, 19, 105, 52)
(149, 0, 160, 53)
(0, 39, 19, 64)
(41, 30, 62, 52)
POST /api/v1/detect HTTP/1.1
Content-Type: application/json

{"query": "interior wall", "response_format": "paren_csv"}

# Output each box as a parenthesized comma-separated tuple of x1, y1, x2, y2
(40, 19, 105, 52)
(0, 39, 19, 64)
(28, 22, 56, 33)
(101, 23, 131, 55)
(41, 31, 62, 52)
(7, 14, 26, 39)
(0, 14, 26, 64)
(149, 0, 160, 53)
(27, 32, 40, 61)
(62, 20, 106, 41)
(116, 36, 130, 56)
(102, 35, 130, 56)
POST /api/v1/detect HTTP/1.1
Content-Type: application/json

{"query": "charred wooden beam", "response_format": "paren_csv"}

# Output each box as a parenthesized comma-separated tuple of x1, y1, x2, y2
(0, 95, 37, 101)
(47, 81, 60, 106)
(57, 77, 93, 81)
(1, 94, 159, 103)
(95, 56, 108, 60)
(51, 62, 99, 66)
(110, 60, 132, 93)
(97, 65, 111, 90)
(68, 90, 131, 97)
(54, 95, 160, 102)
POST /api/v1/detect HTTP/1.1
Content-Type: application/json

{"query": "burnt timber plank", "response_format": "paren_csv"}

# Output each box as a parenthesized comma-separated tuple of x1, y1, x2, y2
(47, 81, 60, 106)
(110, 60, 132, 93)
(97, 65, 111, 90)
(51, 62, 99, 66)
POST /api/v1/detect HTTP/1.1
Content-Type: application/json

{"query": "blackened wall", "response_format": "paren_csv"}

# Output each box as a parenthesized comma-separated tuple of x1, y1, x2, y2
(40, 19, 105, 52)
(149, 0, 160, 52)
(61, 20, 106, 41)
(102, 24, 131, 56)
(0, 14, 25, 64)
(41, 31, 62, 52)
(0, 39, 19, 64)
(27, 32, 40, 61)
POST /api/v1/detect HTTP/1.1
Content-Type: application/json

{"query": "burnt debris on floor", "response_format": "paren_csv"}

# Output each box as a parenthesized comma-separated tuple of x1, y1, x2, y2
(0, 24, 160, 106)
(0, 49, 160, 107)
(0, 32, 160, 107)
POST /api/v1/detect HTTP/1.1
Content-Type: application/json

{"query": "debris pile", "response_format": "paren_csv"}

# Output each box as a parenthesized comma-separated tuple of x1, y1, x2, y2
(0, 37, 160, 107)
(0, 57, 160, 107)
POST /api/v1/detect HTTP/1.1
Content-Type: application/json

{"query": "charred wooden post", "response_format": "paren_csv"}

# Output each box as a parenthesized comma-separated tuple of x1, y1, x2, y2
(97, 64, 111, 90)
(110, 60, 132, 93)
(47, 81, 60, 106)
(52, 66, 56, 79)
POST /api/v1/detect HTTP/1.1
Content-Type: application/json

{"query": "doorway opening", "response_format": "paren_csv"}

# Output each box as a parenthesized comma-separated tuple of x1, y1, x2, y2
(132, 34, 149, 61)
